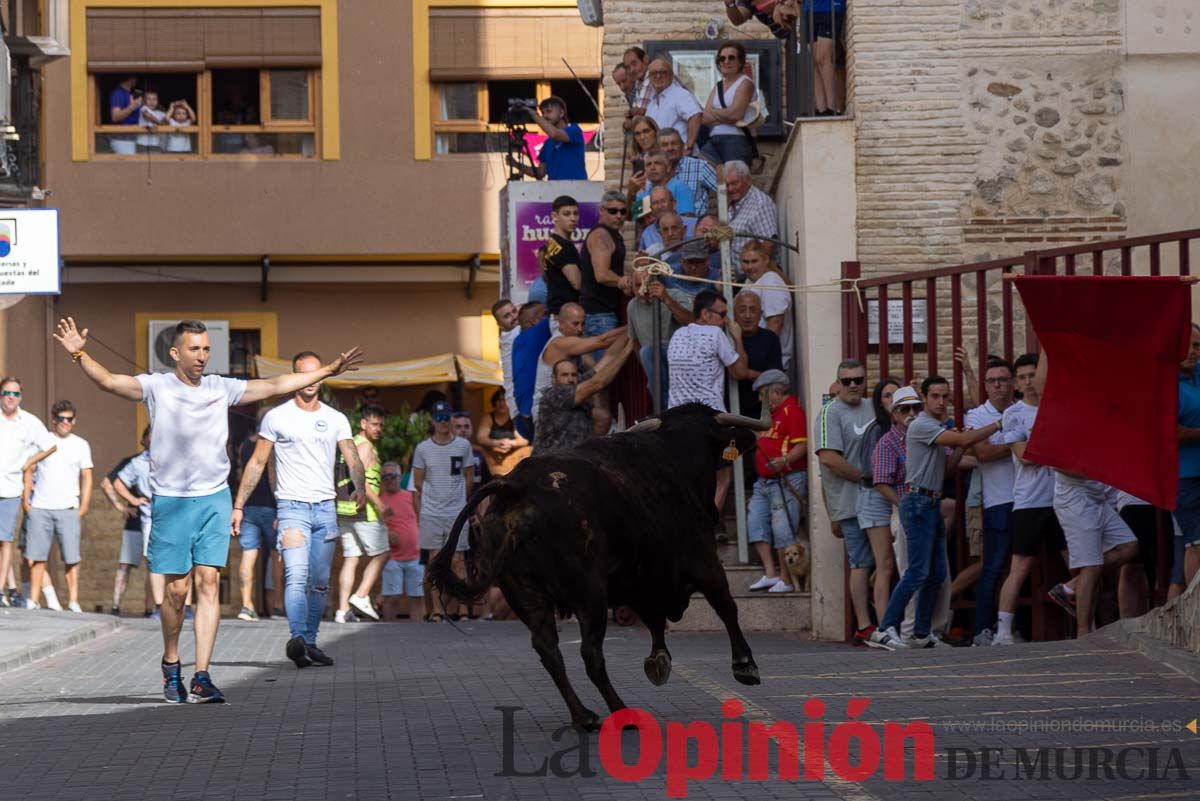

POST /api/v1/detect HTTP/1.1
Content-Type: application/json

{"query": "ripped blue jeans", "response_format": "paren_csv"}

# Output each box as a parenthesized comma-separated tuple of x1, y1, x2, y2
(276, 499, 339, 644)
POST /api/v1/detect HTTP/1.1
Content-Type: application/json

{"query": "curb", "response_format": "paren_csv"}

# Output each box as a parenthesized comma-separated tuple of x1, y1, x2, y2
(1096, 623, 1200, 682)
(0, 615, 123, 674)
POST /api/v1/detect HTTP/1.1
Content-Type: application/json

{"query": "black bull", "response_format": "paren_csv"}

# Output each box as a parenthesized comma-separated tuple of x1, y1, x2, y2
(428, 403, 770, 731)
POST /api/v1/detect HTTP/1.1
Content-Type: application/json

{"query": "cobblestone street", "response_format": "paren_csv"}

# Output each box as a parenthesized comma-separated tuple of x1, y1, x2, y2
(0, 610, 1197, 801)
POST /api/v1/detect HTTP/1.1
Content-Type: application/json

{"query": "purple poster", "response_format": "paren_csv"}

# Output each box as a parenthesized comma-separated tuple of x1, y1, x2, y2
(512, 200, 600, 295)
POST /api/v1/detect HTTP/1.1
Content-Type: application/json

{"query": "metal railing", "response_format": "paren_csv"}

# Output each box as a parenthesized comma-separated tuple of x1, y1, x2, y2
(839, 228, 1200, 640)
(785, 5, 846, 118)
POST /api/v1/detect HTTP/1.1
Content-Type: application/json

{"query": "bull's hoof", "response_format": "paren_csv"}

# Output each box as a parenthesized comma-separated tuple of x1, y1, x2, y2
(643, 650, 672, 686)
(732, 660, 761, 686)
(572, 709, 602, 732)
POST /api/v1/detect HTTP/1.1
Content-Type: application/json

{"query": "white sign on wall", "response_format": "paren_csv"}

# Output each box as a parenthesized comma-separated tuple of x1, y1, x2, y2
(868, 299, 928, 345)
(0, 209, 60, 295)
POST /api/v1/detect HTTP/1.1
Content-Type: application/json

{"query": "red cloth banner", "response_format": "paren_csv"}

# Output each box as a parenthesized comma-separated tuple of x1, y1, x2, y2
(1015, 275, 1191, 509)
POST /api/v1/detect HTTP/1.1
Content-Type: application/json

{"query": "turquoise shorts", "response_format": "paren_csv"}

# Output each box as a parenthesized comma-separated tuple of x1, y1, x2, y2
(149, 489, 233, 575)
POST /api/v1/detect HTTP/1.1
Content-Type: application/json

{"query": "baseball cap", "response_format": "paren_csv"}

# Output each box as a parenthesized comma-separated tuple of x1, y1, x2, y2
(681, 240, 710, 261)
(892, 386, 922, 407)
(431, 400, 453, 419)
(752, 369, 789, 391)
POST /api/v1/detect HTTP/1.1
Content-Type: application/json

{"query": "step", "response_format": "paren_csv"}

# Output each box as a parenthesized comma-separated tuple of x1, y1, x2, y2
(673, 565, 812, 632)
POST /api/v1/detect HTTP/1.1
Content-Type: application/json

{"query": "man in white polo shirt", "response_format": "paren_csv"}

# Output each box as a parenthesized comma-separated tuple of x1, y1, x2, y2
(0, 376, 45, 609)
(963, 356, 1017, 646)
(233, 351, 367, 669)
(21, 399, 93, 612)
(644, 59, 703, 153)
(53, 317, 362, 704)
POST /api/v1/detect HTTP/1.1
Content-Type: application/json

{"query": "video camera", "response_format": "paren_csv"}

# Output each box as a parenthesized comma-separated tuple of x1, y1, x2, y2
(502, 98, 539, 127)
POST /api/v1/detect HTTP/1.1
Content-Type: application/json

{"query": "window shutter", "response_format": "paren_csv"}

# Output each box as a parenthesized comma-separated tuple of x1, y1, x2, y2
(86, 8, 320, 71)
(428, 9, 601, 81)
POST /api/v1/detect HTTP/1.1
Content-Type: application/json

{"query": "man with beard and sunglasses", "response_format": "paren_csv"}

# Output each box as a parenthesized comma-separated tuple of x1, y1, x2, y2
(815, 359, 878, 645)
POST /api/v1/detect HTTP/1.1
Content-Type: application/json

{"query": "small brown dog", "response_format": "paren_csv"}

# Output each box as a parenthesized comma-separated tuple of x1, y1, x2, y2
(783, 541, 811, 593)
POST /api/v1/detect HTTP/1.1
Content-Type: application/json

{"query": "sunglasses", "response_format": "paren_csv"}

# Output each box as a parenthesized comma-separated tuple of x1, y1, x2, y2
(0, 390, 19, 397)
(381, 473, 402, 480)
(604, 206, 629, 215)
(54, 415, 75, 423)
(433, 414, 451, 422)
(707, 308, 727, 318)
(840, 376, 866, 386)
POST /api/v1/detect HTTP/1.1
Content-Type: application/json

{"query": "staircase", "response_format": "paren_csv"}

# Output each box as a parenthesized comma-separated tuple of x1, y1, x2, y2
(673, 536, 812, 633)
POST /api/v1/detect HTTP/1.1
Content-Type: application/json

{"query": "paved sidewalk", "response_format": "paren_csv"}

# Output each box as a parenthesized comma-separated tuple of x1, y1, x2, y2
(0, 616, 1196, 800)
(0, 607, 121, 674)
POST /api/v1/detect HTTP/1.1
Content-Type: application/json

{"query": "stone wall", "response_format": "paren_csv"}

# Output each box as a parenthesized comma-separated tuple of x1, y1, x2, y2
(848, 0, 1126, 280)
(846, 0, 1133, 370)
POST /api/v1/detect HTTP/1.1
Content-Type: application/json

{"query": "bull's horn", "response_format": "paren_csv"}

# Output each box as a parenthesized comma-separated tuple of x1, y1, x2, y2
(714, 409, 772, 431)
(625, 417, 663, 433)
(615, 403, 627, 433)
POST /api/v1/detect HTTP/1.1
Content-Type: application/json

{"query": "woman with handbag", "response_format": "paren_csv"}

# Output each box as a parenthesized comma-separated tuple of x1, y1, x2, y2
(700, 41, 760, 165)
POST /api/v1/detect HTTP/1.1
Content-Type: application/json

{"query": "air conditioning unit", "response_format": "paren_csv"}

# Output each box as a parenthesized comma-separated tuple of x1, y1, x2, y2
(148, 320, 231, 375)
(576, 0, 603, 27)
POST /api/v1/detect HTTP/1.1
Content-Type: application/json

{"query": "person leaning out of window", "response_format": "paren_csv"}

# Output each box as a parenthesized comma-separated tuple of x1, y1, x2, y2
(700, 42, 759, 166)
(506, 96, 587, 182)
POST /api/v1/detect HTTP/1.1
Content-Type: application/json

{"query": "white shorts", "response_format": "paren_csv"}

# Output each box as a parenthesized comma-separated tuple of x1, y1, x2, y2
(419, 515, 469, 552)
(118, 525, 149, 566)
(339, 519, 389, 558)
(382, 559, 424, 597)
(1054, 479, 1137, 569)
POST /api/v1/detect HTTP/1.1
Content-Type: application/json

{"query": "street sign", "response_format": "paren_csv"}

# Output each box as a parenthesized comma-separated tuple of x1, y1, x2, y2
(0, 208, 60, 295)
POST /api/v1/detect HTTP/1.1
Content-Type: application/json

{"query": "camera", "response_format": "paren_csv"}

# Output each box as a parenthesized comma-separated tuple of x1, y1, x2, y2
(501, 98, 538, 126)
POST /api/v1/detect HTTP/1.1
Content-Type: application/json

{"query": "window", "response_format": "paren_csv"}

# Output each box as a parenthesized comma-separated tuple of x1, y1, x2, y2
(432, 78, 602, 155)
(85, 7, 322, 159)
(427, 7, 602, 156)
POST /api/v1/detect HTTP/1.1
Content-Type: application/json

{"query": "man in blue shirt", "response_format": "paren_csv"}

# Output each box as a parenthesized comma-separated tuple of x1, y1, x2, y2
(507, 97, 587, 181)
(1175, 322, 1200, 589)
(512, 302, 553, 440)
(108, 75, 142, 155)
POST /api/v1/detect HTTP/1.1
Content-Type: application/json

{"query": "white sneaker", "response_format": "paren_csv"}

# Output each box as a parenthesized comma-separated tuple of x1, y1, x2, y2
(67, 602, 83, 613)
(972, 629, 994, 647)
(748, 575, 779, 592)
(42, 587, 63, 611)
(868, 626, 908, 650)
(992, 630, 1015, 646)
(767, 581, 794, 593)
(25, 599, 41, 610)
(334, 609, 357, 624)
(348, 594, 380, 620)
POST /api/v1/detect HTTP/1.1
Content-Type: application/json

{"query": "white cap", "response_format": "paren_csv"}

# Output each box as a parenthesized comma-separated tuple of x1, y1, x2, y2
(892, 386, 922, 407)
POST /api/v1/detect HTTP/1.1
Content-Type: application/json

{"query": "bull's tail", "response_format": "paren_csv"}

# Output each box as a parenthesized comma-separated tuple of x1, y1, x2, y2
(428, 479, 508, 603)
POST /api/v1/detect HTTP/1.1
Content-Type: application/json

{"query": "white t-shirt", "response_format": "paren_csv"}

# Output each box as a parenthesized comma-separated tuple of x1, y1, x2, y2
(532, 330, 564, 423)
(259, 400, 353, 502)
(646, 82, 703, 143)
(165, 117, 193, 153)
(964, 400, 1016, 509)
(667, 323, 739, 412)
(30, 432, 93, 510)
(1001, 401, 1054, 510)
(706, 74, 756, 137)
(500, 327, 520, 418)
(136, 372, 248, 497)
(0, 409, 47, 497)
(747, 270, 793, 370)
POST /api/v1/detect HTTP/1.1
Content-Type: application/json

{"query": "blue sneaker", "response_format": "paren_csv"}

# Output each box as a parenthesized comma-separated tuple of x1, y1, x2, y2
(151, 608, 161, 621)
(184, 606, 195, 622)
(187, 671, 225, 704)
(162, 661, 186, 704)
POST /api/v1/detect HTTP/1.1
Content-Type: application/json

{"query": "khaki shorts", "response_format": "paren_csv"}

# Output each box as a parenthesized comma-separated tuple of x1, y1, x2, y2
(966, 505, 984, 559)
(339, 519, 389, 558)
